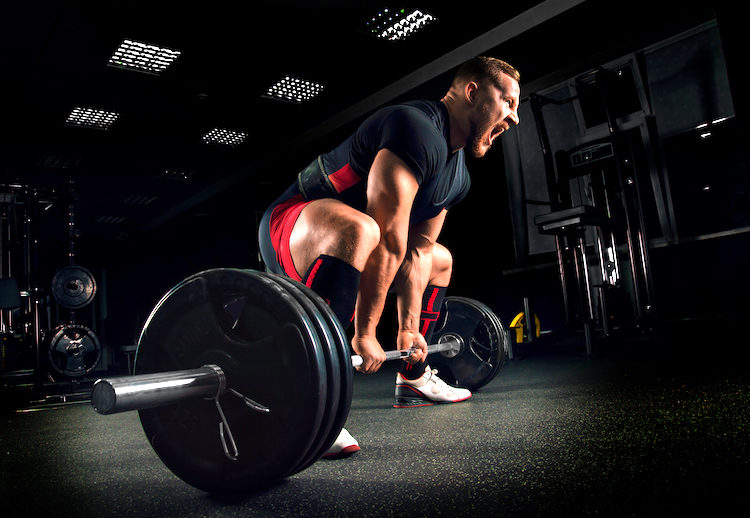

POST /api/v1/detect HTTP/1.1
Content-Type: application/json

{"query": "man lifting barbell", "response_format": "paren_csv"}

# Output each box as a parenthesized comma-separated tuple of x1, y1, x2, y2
(258, 56, 521, 456)
(89, 55, 517, 494)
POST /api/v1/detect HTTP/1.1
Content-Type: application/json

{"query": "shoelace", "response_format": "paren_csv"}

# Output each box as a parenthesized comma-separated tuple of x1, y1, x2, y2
(426, 369, 454, 394)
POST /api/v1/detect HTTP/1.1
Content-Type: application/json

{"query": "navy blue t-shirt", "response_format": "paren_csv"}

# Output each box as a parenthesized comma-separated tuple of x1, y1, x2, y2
(299, 100, 470, 226)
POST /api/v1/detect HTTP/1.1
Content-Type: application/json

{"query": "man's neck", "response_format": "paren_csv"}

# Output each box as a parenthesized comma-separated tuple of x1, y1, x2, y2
(440, 95, 467, 154)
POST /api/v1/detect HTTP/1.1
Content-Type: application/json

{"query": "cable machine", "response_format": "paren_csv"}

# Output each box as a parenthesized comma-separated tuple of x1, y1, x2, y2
(529, 67, 656, 352)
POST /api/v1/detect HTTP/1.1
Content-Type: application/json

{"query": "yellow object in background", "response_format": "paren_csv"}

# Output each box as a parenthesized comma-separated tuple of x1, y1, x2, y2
(509, 312, 541, 343)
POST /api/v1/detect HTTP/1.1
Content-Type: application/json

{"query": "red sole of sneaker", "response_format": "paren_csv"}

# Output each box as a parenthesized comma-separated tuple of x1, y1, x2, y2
(323, 444, 360, 459)
(393, 402, 435, 408)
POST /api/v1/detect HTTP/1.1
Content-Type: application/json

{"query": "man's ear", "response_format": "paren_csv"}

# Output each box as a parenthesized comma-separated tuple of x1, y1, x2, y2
(465, 81, 479, 103)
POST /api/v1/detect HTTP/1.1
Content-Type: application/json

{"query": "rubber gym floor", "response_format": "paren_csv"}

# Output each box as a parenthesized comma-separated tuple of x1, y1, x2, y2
(2, 326, 749, 518)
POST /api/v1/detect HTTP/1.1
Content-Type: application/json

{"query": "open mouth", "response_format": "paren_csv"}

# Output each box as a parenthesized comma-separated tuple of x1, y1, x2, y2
(487, 125, 504, 146)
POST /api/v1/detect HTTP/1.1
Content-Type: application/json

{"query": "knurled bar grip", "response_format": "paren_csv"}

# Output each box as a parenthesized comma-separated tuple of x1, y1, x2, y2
(91, 337, 461, 415)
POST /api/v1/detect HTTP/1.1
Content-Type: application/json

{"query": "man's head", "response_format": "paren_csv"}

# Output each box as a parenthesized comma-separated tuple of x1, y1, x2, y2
(443, 56, 521, 157)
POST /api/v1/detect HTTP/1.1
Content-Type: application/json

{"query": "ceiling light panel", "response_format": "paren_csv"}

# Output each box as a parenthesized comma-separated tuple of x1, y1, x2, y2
(108, 39, 181, 75)
(365, 8, 436, 41)
(202, 128, 248, 147)
(264, 76, 324, 104)
(65, 107, 119, 130)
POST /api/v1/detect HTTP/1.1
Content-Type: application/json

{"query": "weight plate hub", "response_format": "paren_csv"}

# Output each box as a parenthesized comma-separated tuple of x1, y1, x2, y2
(430, 297, 508, 391)
(135, 268, 328, 494)
(51, 265, 97, 309)
(47, 324, 101, 377)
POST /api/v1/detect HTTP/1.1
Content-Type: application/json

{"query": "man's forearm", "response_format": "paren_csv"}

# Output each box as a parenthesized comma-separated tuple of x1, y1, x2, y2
(394, 248, 432, 334)
(354, 239, 405, 338)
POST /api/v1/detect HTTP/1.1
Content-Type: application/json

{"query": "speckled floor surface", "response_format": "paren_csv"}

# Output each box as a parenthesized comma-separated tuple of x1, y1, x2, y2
(2, 342, 749, 517)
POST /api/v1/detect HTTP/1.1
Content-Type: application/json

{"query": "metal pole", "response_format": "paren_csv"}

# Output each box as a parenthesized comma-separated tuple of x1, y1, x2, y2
(92, 365, 226, 415)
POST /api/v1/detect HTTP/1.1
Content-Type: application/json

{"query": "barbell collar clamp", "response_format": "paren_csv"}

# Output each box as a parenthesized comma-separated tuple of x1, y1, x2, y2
(227, 388, 271, 414)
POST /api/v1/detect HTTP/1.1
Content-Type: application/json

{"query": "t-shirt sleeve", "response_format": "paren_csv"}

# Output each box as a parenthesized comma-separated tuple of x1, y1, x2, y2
(448, 173, 471, 209)
(375, 108, 445, 184)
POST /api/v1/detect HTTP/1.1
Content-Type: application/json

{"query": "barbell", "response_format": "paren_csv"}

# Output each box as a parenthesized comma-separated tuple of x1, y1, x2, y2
(91, 268, 508, 494)
(93, 339, 461, 414)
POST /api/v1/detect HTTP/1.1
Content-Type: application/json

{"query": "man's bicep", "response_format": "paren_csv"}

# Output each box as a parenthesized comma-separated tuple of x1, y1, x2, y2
(366, 148, 419, 236)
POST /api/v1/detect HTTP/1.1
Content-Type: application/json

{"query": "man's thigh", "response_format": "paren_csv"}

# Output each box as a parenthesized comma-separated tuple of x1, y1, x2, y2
(290, 199, 379, 279)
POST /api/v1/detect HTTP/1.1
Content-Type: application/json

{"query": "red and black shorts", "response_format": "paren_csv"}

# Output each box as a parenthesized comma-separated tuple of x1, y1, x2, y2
(259, 159, 363, 281)
(258, 184, 311, 282)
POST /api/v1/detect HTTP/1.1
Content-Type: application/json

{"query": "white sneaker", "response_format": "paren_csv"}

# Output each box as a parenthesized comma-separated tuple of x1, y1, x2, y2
(394, 365, 472, 408)
(323, 427, 360, 458)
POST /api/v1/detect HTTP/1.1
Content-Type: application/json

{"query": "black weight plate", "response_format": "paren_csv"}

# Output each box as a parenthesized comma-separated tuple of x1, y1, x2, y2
(447, 296, 507, 386)
(51, 265, 97, 309)
(434, 296, 507, 388)
(430, 297, 507, 391)
(450, 297, 508, 382)
(270, 275, 352, 472)
(483, 299, 511, 363)
(135, 268, 327, 494)
(258, 273, 340, 475)
(202, 269, 330, 484)
(47, 324, 101, 377)
(292, 281, 352, 465)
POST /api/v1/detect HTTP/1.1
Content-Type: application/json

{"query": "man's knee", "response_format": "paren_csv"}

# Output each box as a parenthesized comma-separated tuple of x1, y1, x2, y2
(343, 212, 380, 254)
(431, 243, 453, 285)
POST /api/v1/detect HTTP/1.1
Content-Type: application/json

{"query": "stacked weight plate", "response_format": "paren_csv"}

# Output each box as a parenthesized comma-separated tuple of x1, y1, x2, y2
(49, 265, 101, 377)
(134, 268, 347, 494)
(51, 265, 97, 310)
(47, 324, 101, 377)
(256, 273, 353, 475)
(430, 296, 509, 391)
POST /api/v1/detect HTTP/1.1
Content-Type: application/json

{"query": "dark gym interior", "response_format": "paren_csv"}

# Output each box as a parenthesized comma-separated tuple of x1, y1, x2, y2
(2, 1, 748, 516)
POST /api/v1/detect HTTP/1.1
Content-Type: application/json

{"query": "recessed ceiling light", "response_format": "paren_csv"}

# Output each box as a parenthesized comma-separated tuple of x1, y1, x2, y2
(108, 39, 181, 75)
(263, 76, 324, 104)
(202, 128, 248, 147)
(365, 8, 436, 41)
(65, 107, 119, 130)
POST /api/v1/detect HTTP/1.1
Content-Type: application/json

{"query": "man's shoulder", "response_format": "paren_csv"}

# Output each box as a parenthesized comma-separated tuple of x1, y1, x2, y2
(380, 100, 442, 125)
(376, 100, 446, 147)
